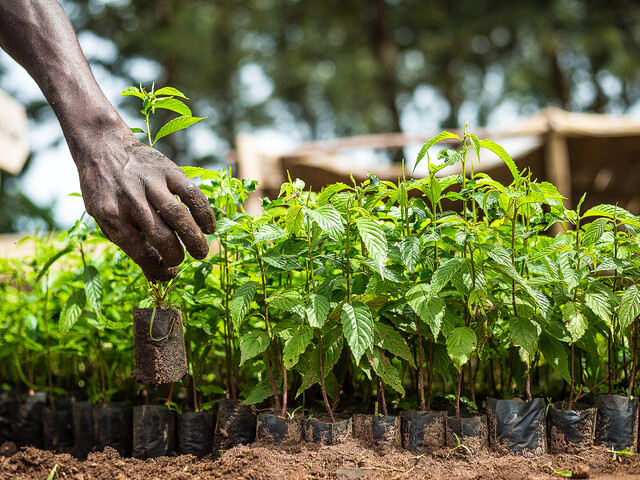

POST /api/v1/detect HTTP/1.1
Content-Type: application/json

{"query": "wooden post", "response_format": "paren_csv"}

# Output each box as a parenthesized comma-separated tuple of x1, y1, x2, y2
(235, 133, 264, 215)
(544, 131, 572, 234)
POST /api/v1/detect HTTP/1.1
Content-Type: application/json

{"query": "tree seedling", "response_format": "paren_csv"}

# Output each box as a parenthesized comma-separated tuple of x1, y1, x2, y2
(121, 84, 206, 147)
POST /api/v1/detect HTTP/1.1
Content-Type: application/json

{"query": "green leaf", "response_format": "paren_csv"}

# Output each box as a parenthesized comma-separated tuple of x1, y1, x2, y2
(510, 317, 540, 353)
(239, 331, 270, 366)
(61, 290, 86, 335)
(406, 283, 431, 311)
(36, 245, 74, 282)
(262, 251, 301, 271)
(307, 294, 330, 329)
(374, 322, 415, 368)
(406, 284, 446, 339)
(83, 265, 103, 313)
(153, 97, 192, 116)
(446, 327, 477, 370)
(46, 464, 58, 480)
(581, 218, 608, 247)
(253, 224, 288, 244)
(424, 177, 443, 207)
(244, 376, 276, 405)
(154, 116, 205, 144)
(309, 205, 343, 239)
(182, 166, 207, 178)
(295, 325, 343, 396)
(582, 204, 640, 228)
(479, 244, 512, 267)
(413, 131, 462, 173)
(479, 138, 520, 181)
(366, 346, 405, 395)
(558, 251, 580, 293)
(283, 329, 314, 369)
(154, 86, 188, 98)
(317, 182, 350, 206)
(399, 235, 420, 273)
(130, 127, 146, 134)
(563, 301, 588, 343)
(230, 281, 258, 330)
(216, 217, 239, 235)
(120, 86, 144, 98)
(540, 332, 571, 383)
(341, 301, 374, 365)
(468, 289, 493, 319)
(285, 205, 305, 235)
(431, 257, 465, 296)
(619, 285, 640, 330)
(268, 290, 303, 311)
(355, 217, 388, 272)
(585, 291, 613, 325)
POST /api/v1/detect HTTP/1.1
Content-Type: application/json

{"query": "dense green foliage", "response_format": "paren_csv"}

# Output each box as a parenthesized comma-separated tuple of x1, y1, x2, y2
(2, 131, 640, 417)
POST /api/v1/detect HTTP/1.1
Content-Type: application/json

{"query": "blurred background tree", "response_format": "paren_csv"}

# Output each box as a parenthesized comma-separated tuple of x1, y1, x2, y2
(1, 0, 640, 231)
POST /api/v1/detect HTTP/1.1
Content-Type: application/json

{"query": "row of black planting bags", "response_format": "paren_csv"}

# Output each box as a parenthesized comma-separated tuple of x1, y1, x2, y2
(0, 395, 637, 458)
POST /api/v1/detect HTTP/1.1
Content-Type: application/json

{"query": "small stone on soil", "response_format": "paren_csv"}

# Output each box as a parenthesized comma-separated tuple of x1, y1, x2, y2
(335, 467, 368, 479)
(572, 464, 590, 479)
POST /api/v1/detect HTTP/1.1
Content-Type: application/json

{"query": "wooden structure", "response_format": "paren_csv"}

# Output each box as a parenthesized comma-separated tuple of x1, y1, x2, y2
(236, 107, 640, 215)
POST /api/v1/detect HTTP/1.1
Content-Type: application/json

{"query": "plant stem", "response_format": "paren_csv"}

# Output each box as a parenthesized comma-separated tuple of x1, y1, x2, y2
(569, 343, 575, 410)
(345, 207, 351, 302)
(255, 245, 280, 409)
(221, 239, 237, 399)
(281, 365, 288, 418)
(507, 348, 516, 395)
(377, 376, 388, 416)
(96, 331, 108, 407)
(426, 339, 434, 410)
(185, 320, 199, 412)
(608, 327, 613, 395)
(318, 331, 335, 423)
(468, 357, 476, 404)
(576, 360, 631, 402)
(43, 280, 54, 411)
(455, 368, 463, 419)
(145, 113, 153, 146)
(629, 326, 639, 393)
(332, 355, 350, 413)
(416, 318, 426, 411)
(165, 382, 175, 406)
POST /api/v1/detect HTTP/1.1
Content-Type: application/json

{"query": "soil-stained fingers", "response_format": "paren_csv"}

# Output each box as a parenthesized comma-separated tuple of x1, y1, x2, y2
(166, 170, 216, 235)
(100, 219, 178, 281)
(133, 203, 185, 267)
(149, 188, 210, 260)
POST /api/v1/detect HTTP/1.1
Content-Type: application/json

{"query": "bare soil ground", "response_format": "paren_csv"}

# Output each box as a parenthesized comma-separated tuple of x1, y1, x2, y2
(2, 439, 640, 479)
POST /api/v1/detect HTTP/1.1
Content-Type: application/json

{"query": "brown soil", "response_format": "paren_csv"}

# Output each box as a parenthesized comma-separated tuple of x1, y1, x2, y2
(131, 308, 188, 384)
(3, 440, 640, 479)
(304, 414, 352, 445)
(352, 414, 401, 448)
(547, 409, 596, 455)
(445, 415, 489, 456)
(256, 412, 303, 444)
(400, 410, 446, 452)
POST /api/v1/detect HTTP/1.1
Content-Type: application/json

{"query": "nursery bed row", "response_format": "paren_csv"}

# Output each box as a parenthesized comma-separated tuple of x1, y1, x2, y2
(1, 394, 638, 459)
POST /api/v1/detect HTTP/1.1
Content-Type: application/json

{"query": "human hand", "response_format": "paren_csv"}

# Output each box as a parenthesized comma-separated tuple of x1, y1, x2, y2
(77, 131, 215, 281)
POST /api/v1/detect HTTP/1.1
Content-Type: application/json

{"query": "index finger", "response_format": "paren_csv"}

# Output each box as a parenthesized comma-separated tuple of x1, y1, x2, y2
(167, 171, 216, 235)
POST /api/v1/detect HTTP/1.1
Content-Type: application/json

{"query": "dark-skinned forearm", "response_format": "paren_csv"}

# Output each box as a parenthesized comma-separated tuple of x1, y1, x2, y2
(0, 0, 128, 162)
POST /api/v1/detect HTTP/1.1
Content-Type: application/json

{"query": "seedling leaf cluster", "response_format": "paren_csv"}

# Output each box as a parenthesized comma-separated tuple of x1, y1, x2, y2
(3, 121, 640, 422)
